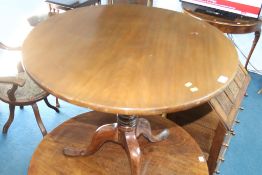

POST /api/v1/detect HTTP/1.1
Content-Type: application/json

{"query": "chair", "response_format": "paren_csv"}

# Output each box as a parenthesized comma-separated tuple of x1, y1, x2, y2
(0, 42, 59, 137)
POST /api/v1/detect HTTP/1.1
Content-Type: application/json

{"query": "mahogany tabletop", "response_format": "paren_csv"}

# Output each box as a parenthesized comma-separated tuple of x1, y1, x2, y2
(28, 111, 209, 175)
(22, 4, 239, 115)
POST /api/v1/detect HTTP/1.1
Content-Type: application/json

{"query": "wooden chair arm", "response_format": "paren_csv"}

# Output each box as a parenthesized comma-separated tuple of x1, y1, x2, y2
(0, 76, 25, 87)
(0, 42, 21, 51)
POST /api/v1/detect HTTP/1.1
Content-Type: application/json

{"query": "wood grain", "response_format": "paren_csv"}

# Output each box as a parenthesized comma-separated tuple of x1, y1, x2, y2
(23, 5, 239, 115)
(28, 111, 208, 175)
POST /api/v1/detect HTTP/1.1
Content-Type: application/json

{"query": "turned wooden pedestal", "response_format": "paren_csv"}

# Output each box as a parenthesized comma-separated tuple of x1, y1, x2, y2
(28, 112, 208, 175)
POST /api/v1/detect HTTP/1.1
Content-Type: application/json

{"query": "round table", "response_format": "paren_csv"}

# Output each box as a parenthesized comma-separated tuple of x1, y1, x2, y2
(28, 111, 208, 175)
(23, 4, 239, 175)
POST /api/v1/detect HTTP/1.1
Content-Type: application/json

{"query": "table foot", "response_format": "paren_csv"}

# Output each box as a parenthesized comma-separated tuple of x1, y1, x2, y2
(64, 115, 169, 175)
(64, 123, 118, 156)
(136, 118, 169, 142)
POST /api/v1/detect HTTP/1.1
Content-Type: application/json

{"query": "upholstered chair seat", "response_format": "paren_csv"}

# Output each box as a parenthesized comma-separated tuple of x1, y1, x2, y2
(0, 72, 47, 104)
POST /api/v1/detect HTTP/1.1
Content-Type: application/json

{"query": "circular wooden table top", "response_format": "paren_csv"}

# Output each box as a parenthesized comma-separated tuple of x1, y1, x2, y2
(182, 2, 262, 34)
(23, 5, 239, 115)
(28, 111, 208, 175)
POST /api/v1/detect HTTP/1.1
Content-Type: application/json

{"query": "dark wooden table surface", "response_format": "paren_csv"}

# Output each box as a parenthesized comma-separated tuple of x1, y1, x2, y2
(28, 111, 208, 175)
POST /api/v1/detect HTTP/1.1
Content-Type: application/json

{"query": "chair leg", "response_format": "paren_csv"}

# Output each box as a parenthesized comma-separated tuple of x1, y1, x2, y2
(3, 105, 15, 134)
(20, 106, 24, 109)
(44, 97, 59, 113)
(31, 103, 47, 137)
(56, 97, 60, 108)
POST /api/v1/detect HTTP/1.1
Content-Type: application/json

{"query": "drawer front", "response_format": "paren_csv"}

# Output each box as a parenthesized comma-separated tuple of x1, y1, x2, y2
(215, 92, 234, 116)
(209, 64, 249, 130)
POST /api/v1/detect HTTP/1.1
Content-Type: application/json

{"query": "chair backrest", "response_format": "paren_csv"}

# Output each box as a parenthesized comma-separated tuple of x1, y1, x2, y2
(0, 42, 21, 77)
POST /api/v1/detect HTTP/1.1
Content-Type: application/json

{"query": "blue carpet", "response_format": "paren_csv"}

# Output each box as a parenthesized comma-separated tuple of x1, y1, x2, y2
(0, 73, 261, 175)
(0, 96, 89, 175)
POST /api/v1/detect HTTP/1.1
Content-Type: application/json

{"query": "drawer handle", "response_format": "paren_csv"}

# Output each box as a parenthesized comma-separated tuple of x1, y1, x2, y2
(235, 120, 240, 124)
(230, 129, 236, 136)
(219, 157, 225, 162)
(222, 143, 229, 147)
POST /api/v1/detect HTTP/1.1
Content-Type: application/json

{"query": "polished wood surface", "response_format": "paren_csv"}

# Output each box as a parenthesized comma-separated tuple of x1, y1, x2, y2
(23, 5, 239, 115)
(28, 111, 208, 175)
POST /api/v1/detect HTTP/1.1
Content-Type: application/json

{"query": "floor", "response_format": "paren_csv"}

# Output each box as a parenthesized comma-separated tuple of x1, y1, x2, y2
(0, 96, 89, 175)
(0, 0, 262, 175)
(219, 72, 262, 175)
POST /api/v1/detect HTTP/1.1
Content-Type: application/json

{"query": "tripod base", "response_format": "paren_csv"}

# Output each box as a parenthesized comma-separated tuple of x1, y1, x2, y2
(64, 115, 169, 175)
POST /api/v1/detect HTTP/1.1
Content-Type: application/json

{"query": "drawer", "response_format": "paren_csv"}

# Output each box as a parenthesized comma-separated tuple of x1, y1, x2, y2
(209, 64, 250, 130)
(215, 91, 234, 116)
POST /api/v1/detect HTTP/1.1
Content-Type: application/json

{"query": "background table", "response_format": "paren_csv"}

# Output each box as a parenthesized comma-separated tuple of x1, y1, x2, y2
(182, 2, 262, 70)
(28, 111, 208, 175)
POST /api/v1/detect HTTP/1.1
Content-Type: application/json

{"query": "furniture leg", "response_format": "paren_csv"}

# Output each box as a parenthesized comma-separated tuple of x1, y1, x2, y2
(17, 61, 24, 73)
(31, 103, 47, 136)
(2, 105, 15, 133)
(244, 29, 261, 70)
(147, 0, 152, 7)
(121, 130, 141, 175)
(44, 97, 59, 113)
(136, 118, 169, 142)
(48, 3, 52, 12)
(56, 97, 60, 108)
(63, 115, 169, 175)
(64, 123, 118, 156)
(20, 106, 24, 109)
(161, 113, 167, 118)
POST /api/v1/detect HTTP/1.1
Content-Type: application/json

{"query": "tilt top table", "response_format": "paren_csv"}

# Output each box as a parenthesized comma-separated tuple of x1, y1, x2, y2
(23, 4, 239, 175)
